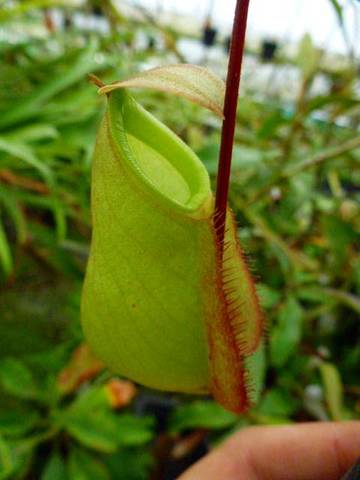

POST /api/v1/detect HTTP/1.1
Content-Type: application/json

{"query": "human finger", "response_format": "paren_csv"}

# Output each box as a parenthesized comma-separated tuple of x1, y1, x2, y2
(178, 421, 360, 480)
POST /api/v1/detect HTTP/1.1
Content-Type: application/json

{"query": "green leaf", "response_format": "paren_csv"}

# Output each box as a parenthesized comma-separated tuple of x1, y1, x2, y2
(64, 413, 119, 453)
(0, 438, 33, 480)
(322, 215, 357, 266)
(0, 358, 39, 400)
(319, 362, 345, 421)
(0, 41, 98, 129)
(62, 380, 154, 448)
(196, 143, 221, 174)
(251, 414, 294, 426)
(0, 137, 52, 183)
(114, 415, 154, 447)
(296, 286, 331, 304)
(0, 219, 12, 277)
(3, 124, 58, 144)
(0, 137, 66, 241)
(0, 435, 12, 479)
(328, 0, 343, 25)
(66, 386, 108, 415)
(0, 1, 74, 22)
(169, 401, 238, 433)
(353, 258, 360, 293)
(0, 410, 40, 437)
(0, 186, 27, 245)
(257, 110, 289, 139)
(41, 452, 67, 480)
(98, 64, 225, 117)
(67, 448, 110, 480)
(25, 220, 75, 274)
(257, 284, 281, 309)
(296, 34, 321, 80)
(63, 398, 154, 451)
(257, 388, 299, 418)
(105, 449, 153, 480)
(270, 297, 303, 367)
(197, 143, 274, 175)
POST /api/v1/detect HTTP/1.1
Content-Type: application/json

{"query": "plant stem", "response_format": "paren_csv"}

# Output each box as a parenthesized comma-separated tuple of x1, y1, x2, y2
(215, 0, 250, 249)
(284, 136, 360, 176)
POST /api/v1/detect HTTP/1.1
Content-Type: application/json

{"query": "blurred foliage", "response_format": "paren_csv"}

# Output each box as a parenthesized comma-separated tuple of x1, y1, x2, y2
(0, 0, 359, 479)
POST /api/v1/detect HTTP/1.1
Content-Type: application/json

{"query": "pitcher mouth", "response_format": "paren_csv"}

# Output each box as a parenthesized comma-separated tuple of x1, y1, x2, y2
(107, 89, 213, 219)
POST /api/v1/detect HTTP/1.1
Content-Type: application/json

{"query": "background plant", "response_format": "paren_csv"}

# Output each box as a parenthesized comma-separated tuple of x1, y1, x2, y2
(0, 0, 359, 478)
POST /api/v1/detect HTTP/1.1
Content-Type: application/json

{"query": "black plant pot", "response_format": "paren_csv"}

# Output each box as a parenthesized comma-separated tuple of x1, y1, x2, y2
(202, 27, 218, 47)
(261, 39, 278, 61)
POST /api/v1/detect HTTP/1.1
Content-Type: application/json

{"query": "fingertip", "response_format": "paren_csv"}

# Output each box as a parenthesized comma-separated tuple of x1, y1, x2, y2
(178, 422, 360, 480)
